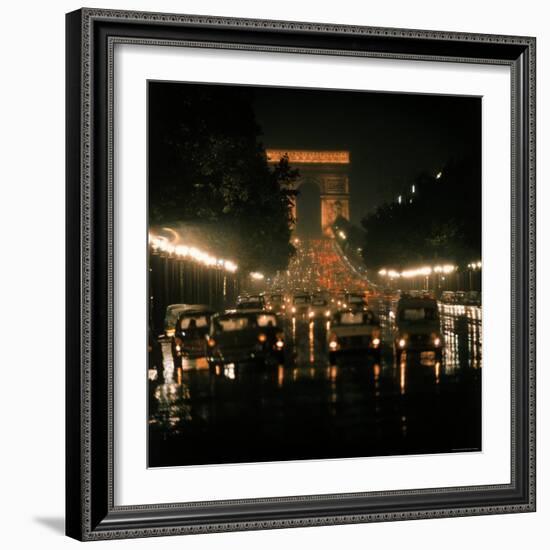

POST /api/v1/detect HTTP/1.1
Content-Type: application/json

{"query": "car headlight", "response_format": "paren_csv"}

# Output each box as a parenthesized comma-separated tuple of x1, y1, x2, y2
(308, 311, 315, 318)
(329, 340, 338, 350)
(291, 306, 296, 313)
(325, 310, 331, 317)
(434, 336, 441, 347)
(175, 344, 181, 352)
(372, 338, 380, 348)
(275, 340, 284, 349)
(398, 338, 407, 348)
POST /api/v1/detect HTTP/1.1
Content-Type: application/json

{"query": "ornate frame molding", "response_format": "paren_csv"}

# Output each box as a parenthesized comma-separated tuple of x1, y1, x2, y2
(66, 8, 536, 541)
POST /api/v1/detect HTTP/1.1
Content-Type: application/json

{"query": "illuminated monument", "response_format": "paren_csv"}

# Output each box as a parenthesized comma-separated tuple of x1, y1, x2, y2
(266, 149, 351, 237)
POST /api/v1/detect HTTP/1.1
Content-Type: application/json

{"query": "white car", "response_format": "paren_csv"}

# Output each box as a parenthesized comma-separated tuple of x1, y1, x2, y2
(394, 296, 443, 362)
(307, 297, 333, 320)
(289, 293, 311, 317)
(327, 310, 381, 363)
(163, 304, 191, 338)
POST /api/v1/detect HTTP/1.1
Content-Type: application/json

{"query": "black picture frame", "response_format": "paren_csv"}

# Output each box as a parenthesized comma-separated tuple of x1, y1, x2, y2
(66, 8, 536, 541)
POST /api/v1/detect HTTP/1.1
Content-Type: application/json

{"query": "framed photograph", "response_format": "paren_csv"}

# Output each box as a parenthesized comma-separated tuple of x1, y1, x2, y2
(66, 8, 536, 541)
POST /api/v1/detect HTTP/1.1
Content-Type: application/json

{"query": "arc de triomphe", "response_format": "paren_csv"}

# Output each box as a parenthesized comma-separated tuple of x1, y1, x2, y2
(266, 149, 351, 238)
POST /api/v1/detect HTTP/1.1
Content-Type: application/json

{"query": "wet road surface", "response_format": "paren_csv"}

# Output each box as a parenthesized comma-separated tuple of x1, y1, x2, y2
(148, 300, 481, 467)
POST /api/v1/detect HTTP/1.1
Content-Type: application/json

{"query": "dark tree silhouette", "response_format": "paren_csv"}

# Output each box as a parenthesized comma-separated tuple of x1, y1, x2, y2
(149, 83, 299, 273)
(360, 156, 481, 269)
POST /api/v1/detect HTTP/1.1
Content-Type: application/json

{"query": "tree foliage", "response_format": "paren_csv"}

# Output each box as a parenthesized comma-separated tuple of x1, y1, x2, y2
(149, 83, 299, 273)
(361, 157, 481, 270)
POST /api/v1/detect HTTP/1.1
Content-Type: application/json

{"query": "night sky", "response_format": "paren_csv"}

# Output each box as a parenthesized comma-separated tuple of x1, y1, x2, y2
(252, 85, 481, 224)
(151, 81, 481, 227)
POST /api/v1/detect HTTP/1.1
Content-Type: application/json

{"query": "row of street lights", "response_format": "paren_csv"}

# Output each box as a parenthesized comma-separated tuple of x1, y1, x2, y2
(150, 231, 272, 289)
(378, 260, 481, 292)
(149, 233, 238, 273)
(378, 264, 457, 279)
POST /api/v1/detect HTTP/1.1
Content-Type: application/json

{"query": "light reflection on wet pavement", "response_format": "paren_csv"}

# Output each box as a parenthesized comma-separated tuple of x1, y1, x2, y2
(148, 300, 481, 467)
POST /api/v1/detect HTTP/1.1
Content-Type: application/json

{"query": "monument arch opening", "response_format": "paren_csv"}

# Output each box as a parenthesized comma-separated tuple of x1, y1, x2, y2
(295, 179, 322, 238)
(266, 149, 351, 237)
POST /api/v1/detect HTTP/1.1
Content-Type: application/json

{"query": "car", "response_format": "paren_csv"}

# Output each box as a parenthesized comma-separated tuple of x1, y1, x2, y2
(394, 296, 443, 362)
(171, 306, 214, 367)
(440, 291, 456, 304)
(454, 290, 467, 305)
(236, 300, 266, 312)
(464, 290, 481, 306)
(247, 293, 266, 305)
(236, 294, 266, 311)
(327, 309, 381, 363)
(163, 304, 190, 338)
(307, 296, 332, 320)
(333, 291, 346, 308)
(266, 293, 285, 313)
(342, 292, 368, 313)
(289, 293, 311, 317)
(206, 310, 285, 368)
